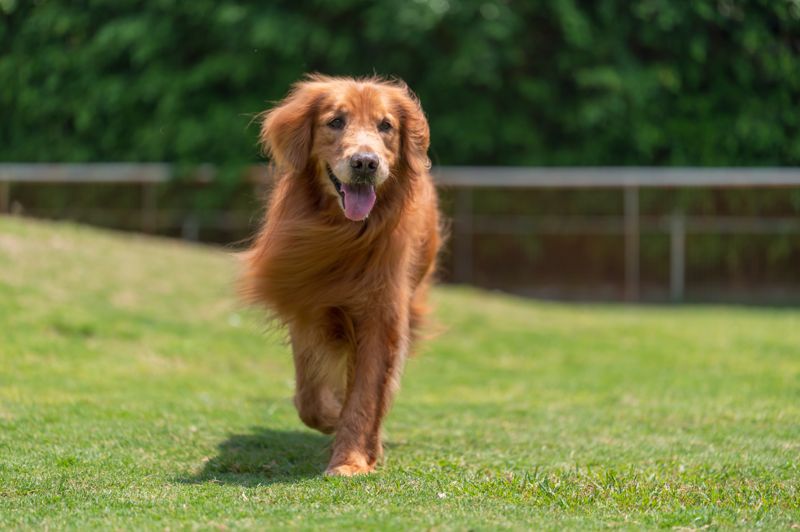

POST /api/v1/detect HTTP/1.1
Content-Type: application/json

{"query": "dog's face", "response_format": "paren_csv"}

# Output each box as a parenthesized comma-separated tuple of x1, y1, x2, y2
(314, 88, 398, 221)
(260, 76, 429, 221)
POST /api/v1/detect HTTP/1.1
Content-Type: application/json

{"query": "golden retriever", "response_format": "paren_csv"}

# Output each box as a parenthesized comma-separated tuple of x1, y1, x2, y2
(242, 75, 442, 476)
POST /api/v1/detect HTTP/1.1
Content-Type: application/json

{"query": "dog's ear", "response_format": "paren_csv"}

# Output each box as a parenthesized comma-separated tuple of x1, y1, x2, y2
(394, 84, 431, 176)
(259, 82, 323, 172)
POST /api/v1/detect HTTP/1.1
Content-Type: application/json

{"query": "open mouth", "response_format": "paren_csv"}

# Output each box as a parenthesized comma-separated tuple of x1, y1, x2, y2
(326, 164, 376, 222)
(326, 164, 345, 200)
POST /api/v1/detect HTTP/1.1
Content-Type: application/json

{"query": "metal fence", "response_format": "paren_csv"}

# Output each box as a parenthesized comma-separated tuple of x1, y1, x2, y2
(434, 167, 800, 302)
(3, 163, 800, 302)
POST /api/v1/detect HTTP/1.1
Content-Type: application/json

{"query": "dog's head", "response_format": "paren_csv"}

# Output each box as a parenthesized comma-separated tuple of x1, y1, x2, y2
(259, 75, 429, 221)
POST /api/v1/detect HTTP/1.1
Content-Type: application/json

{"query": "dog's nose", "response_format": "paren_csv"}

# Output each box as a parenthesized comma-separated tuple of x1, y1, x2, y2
(349, 152, 379, 181)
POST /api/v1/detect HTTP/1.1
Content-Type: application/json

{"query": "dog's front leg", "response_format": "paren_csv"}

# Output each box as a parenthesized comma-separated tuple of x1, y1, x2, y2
(325, 306, 408, 476)
(290, 323, 347, 435)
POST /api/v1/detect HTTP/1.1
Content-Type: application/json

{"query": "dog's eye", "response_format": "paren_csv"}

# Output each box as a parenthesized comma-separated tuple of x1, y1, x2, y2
(328, 117, 345, 130)
(378, 119, 392, 132)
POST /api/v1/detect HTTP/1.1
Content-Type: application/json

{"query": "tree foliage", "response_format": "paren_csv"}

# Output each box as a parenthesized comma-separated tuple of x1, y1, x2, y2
(2, 0, 799, 166)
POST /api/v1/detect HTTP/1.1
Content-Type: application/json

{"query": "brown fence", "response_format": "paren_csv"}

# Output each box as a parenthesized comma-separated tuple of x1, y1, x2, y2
(2, 163, 800, 302)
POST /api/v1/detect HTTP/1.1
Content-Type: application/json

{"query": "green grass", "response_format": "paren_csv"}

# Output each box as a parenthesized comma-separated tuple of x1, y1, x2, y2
(1, 216, 798, 530)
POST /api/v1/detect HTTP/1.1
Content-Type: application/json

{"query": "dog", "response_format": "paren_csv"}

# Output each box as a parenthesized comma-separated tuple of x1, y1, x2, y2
(242, 75, 442, 476)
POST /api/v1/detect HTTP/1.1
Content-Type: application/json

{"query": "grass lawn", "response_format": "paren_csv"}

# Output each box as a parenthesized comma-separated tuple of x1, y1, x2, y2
(0, 215, 798, 530)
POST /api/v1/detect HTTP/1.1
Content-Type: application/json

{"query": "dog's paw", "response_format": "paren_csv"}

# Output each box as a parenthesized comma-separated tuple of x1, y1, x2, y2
(324, 450, 375, 477)
(324, 462, 375, 477)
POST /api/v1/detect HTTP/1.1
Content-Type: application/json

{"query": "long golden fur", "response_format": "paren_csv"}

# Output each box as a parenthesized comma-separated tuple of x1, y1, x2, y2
(242, 75, 442, 476)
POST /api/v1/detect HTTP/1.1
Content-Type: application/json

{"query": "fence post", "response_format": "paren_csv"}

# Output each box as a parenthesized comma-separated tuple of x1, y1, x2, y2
(181, 215, 200, 241)
(141, 183, 157, 233)
(453, 187, 473, 284)
(0, 182, 8, 213)
(624, 186, 640, 301)
(670, 211, 686, 302)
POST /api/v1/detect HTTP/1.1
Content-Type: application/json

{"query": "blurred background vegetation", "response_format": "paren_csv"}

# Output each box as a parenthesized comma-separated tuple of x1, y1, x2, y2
(2, 0, 799, 299)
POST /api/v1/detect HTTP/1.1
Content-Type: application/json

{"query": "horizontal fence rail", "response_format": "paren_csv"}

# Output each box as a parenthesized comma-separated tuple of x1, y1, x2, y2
(2, 163, 800, 302)
(465, 215, 800, 235)
(433, 166, 800, 188)
(4, 164, 800, 187)
(0, 163, 172, 183)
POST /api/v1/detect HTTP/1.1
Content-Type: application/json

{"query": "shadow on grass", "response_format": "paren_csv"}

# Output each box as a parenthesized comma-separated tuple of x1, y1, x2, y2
(180, 427, 332, 486)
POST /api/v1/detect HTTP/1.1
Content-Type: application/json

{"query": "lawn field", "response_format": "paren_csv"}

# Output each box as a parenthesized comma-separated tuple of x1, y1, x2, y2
(1, 216, 798, 530)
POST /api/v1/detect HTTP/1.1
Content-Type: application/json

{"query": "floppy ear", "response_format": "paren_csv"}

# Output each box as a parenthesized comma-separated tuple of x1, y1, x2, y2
(259, 82, 323, 172)
(395, 86, 431, 176)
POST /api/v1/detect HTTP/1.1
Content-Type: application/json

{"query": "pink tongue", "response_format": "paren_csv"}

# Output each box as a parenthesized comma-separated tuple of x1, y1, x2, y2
(342, 183, 376, 221)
